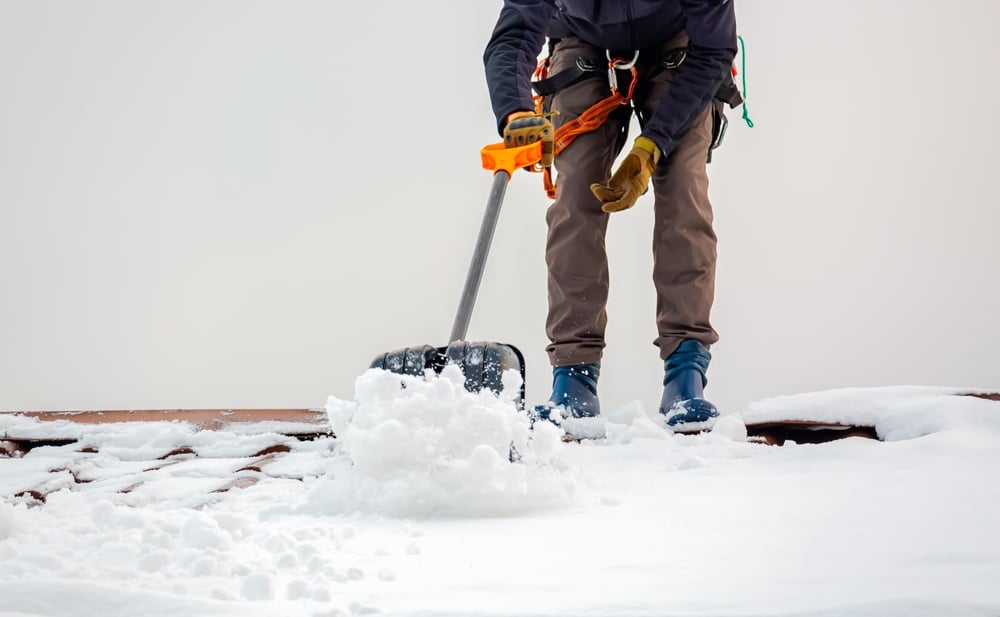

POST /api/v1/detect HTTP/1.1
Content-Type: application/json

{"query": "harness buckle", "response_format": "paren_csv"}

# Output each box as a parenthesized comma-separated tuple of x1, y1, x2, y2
(661, 48, 687, 70)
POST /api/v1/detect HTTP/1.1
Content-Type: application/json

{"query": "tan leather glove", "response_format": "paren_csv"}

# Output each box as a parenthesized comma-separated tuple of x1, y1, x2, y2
(503, 111, 554, 167)
(590, 136, 662, 213)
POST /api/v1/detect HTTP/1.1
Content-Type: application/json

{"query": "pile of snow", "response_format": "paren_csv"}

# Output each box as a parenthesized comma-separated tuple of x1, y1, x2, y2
(307, 366, 752, 519)
(743, 385, 1000, 440)
(305, 366, 582, 518)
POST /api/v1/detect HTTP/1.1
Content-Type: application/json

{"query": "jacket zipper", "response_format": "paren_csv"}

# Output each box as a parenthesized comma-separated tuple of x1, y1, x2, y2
(623, 0, 637, 51)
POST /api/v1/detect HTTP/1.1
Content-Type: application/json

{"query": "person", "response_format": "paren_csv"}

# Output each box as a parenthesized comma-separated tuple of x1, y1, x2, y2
(483, 0, 742, 431)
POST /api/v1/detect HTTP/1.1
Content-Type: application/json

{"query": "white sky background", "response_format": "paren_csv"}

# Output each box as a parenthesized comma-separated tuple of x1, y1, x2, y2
(1, 1, 998, 413)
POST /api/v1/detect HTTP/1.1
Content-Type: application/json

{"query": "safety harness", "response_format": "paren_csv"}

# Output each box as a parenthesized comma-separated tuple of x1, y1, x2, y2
(526, 38, 752, 199)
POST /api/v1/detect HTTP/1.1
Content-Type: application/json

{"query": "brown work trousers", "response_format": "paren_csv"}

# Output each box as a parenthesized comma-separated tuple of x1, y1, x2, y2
(544, 33, 720, 366)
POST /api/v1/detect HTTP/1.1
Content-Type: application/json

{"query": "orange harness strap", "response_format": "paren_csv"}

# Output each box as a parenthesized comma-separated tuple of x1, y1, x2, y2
(532, 59, 638, 199)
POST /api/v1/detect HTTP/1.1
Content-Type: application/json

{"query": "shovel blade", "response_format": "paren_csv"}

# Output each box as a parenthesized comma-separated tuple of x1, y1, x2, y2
(370, 341, 525, 409)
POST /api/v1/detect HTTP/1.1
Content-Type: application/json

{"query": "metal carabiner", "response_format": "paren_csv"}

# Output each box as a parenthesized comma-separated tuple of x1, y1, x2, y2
(606, 49, 640, 93)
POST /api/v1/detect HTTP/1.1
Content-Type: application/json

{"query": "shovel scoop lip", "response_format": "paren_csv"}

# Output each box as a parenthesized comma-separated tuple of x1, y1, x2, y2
(370, 341, 525, 409)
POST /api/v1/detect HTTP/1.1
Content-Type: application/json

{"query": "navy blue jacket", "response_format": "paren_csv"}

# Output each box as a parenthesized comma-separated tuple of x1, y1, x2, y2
(484, 0, 737, 157)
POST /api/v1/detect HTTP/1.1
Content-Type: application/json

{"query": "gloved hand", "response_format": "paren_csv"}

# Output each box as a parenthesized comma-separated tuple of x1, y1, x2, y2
(504, 111, 554, 167)
(590, 136, 662, 213)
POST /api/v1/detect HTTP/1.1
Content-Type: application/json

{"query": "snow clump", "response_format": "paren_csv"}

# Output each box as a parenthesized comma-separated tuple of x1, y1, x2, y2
(307, 365, 582, 519)
(0, 503, 18, 541)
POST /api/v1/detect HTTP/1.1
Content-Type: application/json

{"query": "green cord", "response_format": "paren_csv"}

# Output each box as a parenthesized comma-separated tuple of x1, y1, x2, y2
(738, 35, 755, 128)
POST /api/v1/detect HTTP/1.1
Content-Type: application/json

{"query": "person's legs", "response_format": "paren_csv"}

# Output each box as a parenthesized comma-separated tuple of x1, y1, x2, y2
(544, 38, 631, 367)
(635, 37, 721, 426)
(538, 37, 629, 417)
(638, 80, 719, 360)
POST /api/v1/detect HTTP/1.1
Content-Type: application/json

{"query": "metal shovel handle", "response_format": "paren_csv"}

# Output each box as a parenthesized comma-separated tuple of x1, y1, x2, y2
(448, 141, 544, 343)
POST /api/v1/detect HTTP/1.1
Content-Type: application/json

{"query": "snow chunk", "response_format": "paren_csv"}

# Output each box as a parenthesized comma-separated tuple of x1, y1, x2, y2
(137, 549, 172, 573)
(240, 573, 274, 601)
(0, 503, 18, 541)
(306, 366, 581, 518)
(712, 413, 748, 442)
(180, 515, 233, 551)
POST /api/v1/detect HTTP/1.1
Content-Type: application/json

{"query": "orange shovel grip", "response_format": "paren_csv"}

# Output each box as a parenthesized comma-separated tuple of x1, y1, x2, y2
(480, 141, 543, 176)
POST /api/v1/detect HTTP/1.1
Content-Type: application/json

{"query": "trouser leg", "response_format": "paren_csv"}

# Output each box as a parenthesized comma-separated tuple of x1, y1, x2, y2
(636, 44, 720, 360)
(544, 38, 629, 366)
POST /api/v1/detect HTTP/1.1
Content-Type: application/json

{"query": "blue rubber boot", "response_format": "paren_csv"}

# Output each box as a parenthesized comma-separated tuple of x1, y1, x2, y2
(659, 340, 719, 430)
(532, 362, 601, 423)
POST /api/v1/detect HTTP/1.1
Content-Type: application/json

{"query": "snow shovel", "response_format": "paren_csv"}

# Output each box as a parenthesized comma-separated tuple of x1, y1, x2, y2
(369, 140, 546, 409)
